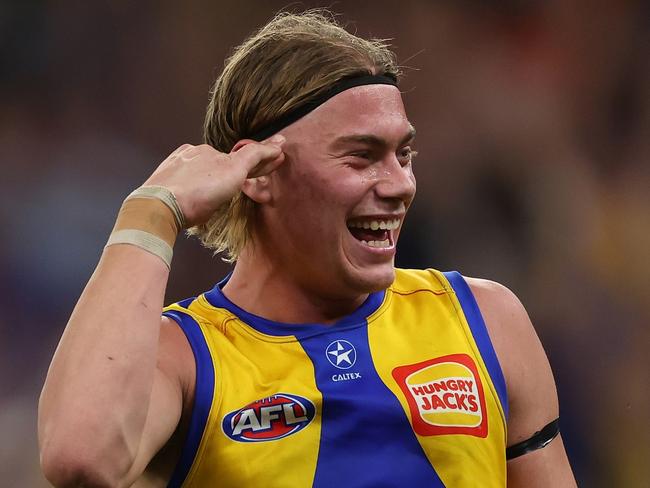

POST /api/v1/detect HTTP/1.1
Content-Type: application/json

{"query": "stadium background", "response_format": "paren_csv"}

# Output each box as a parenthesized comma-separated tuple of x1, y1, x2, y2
(1, 1, 648, 486)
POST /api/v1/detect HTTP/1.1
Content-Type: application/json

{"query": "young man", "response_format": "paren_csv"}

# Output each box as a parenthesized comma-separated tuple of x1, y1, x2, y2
(39, 11, 576, 488)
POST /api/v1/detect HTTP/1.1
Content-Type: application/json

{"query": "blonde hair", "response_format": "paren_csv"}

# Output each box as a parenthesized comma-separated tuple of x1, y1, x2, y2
(187, 10, 401, 261)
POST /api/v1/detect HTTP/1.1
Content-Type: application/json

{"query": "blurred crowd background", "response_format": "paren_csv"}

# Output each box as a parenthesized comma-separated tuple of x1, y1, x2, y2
(1, 1, 648, 486)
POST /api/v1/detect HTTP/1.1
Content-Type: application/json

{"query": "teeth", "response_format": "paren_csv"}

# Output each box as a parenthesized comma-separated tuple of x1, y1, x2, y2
(349, 219, 401, 230)
(360, 239, 391, 248)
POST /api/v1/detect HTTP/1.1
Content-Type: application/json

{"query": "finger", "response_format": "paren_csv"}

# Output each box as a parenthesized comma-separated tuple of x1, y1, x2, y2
(231, 134, 285, 154)
(232, 138, 285, 174)
(247, 152, 285, 179)
(261, 134, 286, 146)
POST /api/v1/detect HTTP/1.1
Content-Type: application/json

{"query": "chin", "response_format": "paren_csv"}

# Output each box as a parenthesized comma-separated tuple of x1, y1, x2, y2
(345, 264, 396, 294)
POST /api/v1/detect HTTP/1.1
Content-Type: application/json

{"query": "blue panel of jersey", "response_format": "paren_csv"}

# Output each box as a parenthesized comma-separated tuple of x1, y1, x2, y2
(442, 271, 509, 420)
(297, 323, 445, 487)
(162, 308, 215, 488)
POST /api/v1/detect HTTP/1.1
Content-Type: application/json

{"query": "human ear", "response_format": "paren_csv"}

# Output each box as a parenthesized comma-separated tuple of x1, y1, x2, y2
(232, 138, 284, 204)
(231, 140, 270, 204)
(241, 174, 272, 204)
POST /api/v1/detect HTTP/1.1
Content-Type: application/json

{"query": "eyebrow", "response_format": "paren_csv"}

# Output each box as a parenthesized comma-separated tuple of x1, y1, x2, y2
(330, 124, 417, 151)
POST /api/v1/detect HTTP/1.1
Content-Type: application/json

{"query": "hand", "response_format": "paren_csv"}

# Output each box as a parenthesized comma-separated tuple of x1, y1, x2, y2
(142, 136, 285, 227)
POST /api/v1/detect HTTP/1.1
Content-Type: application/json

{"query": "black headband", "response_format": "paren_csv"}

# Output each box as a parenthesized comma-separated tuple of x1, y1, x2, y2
(248, 74, 398, 142)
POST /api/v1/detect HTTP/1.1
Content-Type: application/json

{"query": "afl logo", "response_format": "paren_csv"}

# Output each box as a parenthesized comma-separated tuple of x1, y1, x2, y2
(326, 340, 357, 369)
(222, 393, 316, 442)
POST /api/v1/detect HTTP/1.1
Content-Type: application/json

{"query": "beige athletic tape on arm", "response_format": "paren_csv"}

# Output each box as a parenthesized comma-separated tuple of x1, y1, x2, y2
(106, 229, 174, 268)
(125, 186, 186, 231)
(105, 186, 186, 269)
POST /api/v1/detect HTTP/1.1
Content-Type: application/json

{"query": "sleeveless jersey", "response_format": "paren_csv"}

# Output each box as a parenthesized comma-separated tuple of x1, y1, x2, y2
(162, 269, 508, 487)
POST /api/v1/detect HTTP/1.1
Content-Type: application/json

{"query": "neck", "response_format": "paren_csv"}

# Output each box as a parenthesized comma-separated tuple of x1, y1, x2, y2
(222, 246, 367, 325)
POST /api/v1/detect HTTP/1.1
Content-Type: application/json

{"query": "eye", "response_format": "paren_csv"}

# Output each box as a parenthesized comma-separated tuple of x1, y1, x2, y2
(343, 150, 376, 168)
(397, 146, 417, 165)
(350, 150, 372, 160)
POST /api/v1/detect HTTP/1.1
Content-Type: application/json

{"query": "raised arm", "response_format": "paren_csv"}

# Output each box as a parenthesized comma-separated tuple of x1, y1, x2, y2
(38, 139, 285, 487)
(467, 278, 577, 488)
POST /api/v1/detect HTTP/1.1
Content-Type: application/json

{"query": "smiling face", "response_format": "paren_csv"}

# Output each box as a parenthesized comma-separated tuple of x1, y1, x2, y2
(254, 84, 416, 299)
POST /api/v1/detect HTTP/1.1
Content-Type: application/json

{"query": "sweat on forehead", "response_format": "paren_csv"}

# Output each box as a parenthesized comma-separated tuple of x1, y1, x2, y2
(287, 84, 413, 147)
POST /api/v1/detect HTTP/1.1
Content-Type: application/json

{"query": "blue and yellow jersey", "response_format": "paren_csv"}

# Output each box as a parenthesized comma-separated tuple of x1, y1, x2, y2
(162, 269, 508, 487)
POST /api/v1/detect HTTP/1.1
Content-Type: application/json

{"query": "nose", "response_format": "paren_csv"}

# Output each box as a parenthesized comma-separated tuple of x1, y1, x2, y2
(375, 156, 416, 206)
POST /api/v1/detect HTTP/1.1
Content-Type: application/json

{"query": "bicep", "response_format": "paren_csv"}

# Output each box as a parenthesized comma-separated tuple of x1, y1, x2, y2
(468, 278, 576, 487)
(503, 328, 576, 487)
(125, 316, 194, 484)
(499, 296, 558, 448)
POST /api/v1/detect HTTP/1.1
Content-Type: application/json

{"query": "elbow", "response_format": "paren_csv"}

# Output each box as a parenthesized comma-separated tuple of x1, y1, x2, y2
(38, 406, 135, 487)
(40, 441, 127, 488)
(41, 455, 111, 488)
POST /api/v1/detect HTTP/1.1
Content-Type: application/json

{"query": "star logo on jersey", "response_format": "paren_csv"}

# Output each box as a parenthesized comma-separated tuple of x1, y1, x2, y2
(326, 340, 357, 369)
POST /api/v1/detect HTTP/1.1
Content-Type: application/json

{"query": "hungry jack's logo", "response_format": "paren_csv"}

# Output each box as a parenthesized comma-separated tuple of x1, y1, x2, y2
(392, 354, 488, 437)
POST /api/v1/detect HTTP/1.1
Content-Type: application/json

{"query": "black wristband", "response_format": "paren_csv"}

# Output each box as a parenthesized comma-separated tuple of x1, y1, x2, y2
(506, 418, 560, 460)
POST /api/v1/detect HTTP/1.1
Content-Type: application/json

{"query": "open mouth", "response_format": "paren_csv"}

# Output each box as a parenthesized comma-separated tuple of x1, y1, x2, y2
(346, 218, 401, 248)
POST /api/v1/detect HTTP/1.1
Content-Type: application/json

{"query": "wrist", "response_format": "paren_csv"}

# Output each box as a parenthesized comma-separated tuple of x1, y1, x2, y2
(105, 187, 185, 269)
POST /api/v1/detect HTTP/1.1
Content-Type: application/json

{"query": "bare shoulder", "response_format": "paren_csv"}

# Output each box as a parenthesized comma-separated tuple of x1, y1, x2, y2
(464, 277, 557, 442)
(465, 277, 576, 487)
(465, 277, 542, 360)
(158, 315, 196, 399)
(464, 277, 530, 343)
